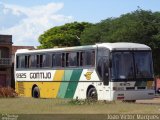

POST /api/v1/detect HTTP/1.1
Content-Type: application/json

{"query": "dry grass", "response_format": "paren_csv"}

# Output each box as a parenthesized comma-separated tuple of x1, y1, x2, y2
(0, 87, 17, 98)
(0, 97, 159, 114)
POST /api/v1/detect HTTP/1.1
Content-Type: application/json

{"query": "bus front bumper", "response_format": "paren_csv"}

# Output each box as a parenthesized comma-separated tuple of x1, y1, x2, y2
(110, 90, 155, 101)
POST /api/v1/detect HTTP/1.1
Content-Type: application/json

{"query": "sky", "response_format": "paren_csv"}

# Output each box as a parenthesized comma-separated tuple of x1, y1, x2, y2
(0, 0, 160, 47)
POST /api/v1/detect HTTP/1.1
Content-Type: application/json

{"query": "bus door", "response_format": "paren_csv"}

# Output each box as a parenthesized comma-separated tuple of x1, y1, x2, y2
(97, 47, 110, 99)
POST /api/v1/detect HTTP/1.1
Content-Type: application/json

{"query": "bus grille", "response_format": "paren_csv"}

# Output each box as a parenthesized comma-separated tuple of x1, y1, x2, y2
(137, 87, 146, 90)
(18, 82, 24, 95)
(126, 87, 135, 90)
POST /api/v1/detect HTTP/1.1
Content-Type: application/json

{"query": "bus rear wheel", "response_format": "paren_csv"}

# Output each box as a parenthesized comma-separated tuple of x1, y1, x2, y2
(157, 88, 160, 94)
(87, 88, 98, 101)
(32, 86, 40, 98)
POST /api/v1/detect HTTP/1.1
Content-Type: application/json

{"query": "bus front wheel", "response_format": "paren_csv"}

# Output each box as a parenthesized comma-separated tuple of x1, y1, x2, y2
(32, 86, 40, 98)
(87, 88, 98, 101)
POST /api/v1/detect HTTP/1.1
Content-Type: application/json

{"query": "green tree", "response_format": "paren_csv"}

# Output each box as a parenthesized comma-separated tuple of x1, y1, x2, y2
(80, 9, 160, 74)
(38, 22, 93, 48)
(38, 9, 160, 74)
(81, 9, 160, 48)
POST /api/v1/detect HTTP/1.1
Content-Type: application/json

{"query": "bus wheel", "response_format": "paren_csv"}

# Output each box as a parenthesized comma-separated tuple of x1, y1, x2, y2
(157, 88, 160, 94)
(32, 86, 40, 98)
(87, 88, 98, 101)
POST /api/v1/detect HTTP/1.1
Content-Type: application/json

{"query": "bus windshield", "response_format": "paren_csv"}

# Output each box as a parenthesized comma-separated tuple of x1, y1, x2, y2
(112, 52, 134, 79)
(112, 51, 153, 79)
(134, 52, 153, 78)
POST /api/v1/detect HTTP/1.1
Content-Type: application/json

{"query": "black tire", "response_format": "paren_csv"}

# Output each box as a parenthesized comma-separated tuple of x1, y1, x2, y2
(32, 86, 40, 98)
(157, 88, 160, 94)
(87, 88, 98, 101)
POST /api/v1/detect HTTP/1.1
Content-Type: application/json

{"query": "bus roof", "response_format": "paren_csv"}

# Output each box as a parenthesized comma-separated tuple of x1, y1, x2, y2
(16, 42, 151, 54)
(98, 42, 151, 51)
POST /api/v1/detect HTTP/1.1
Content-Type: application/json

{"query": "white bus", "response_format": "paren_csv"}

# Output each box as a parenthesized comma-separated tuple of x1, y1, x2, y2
(15, 42, 155, 101)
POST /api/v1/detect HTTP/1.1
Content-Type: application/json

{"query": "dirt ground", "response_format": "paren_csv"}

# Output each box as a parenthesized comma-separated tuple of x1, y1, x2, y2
(136, 96, 160, 104)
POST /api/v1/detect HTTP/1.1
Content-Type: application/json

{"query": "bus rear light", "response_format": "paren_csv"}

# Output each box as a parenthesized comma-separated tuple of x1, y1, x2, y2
(117, 94, 124, 100)
(117, 96, 125, 100)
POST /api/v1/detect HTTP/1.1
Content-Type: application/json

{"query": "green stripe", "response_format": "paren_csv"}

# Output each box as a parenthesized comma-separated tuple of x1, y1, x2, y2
(64, 69, 83, 98)
(57, 70, 73, 98)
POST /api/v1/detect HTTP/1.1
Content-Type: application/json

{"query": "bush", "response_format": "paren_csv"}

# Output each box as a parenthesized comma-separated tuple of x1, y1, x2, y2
(68, 99, 115, 105)
(0, 87, 18, 98)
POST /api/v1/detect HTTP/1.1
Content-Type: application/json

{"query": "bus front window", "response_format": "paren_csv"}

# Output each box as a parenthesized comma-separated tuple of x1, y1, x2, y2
(134, 52, 153, 78)
(112, 52, 134, 79)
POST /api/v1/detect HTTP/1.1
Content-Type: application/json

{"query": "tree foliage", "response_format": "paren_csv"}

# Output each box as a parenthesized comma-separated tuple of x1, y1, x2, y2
(81, 9, 160, 49)
(38, 22, 93, 48)
(80, 9, 160, 74)
(38, 9, 160, 74)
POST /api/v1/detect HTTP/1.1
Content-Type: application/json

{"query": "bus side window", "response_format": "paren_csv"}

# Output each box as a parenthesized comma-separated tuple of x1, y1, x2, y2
(43, 54, 51, 68)
(36, 54, 43, 68)
(35, 54, 48, 68)
(68, 52, 77, 67)
(36, 55, 39, 67)
(39, 55, 43, 68)
(85, 50, 95, 66)
(77, 52, 79, 66)
(91, 51, 95, 66)
(29, 55, 36, 68)
(97, 48, 109, 85)
(19, 55, 25, 68)
(97, 57, 103, 78)
(80, 51, 85, 66)
(16, 56, 19, 68)
(102, 57, 109, 85)
(52, 54, 61, 67)
(85, 51, 91, 66)
(66, 53, 69, 67)
(62, 53, 65, 67)
(52, 54, 55, 67)
(25, 55, 30, 68)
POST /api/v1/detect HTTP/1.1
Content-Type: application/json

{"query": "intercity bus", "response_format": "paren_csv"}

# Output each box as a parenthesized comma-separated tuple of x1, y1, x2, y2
(15, 43, 155, 101)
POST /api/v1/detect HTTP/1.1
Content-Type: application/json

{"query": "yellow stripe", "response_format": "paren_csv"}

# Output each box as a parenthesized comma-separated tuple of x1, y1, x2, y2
(15, 70, 65, 98)
(52, 70, 64, 98)
(16, 82, 58, 98)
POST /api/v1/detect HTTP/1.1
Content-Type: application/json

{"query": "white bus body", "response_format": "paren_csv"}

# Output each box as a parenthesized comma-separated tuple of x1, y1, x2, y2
(15, 43, 155, 101)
